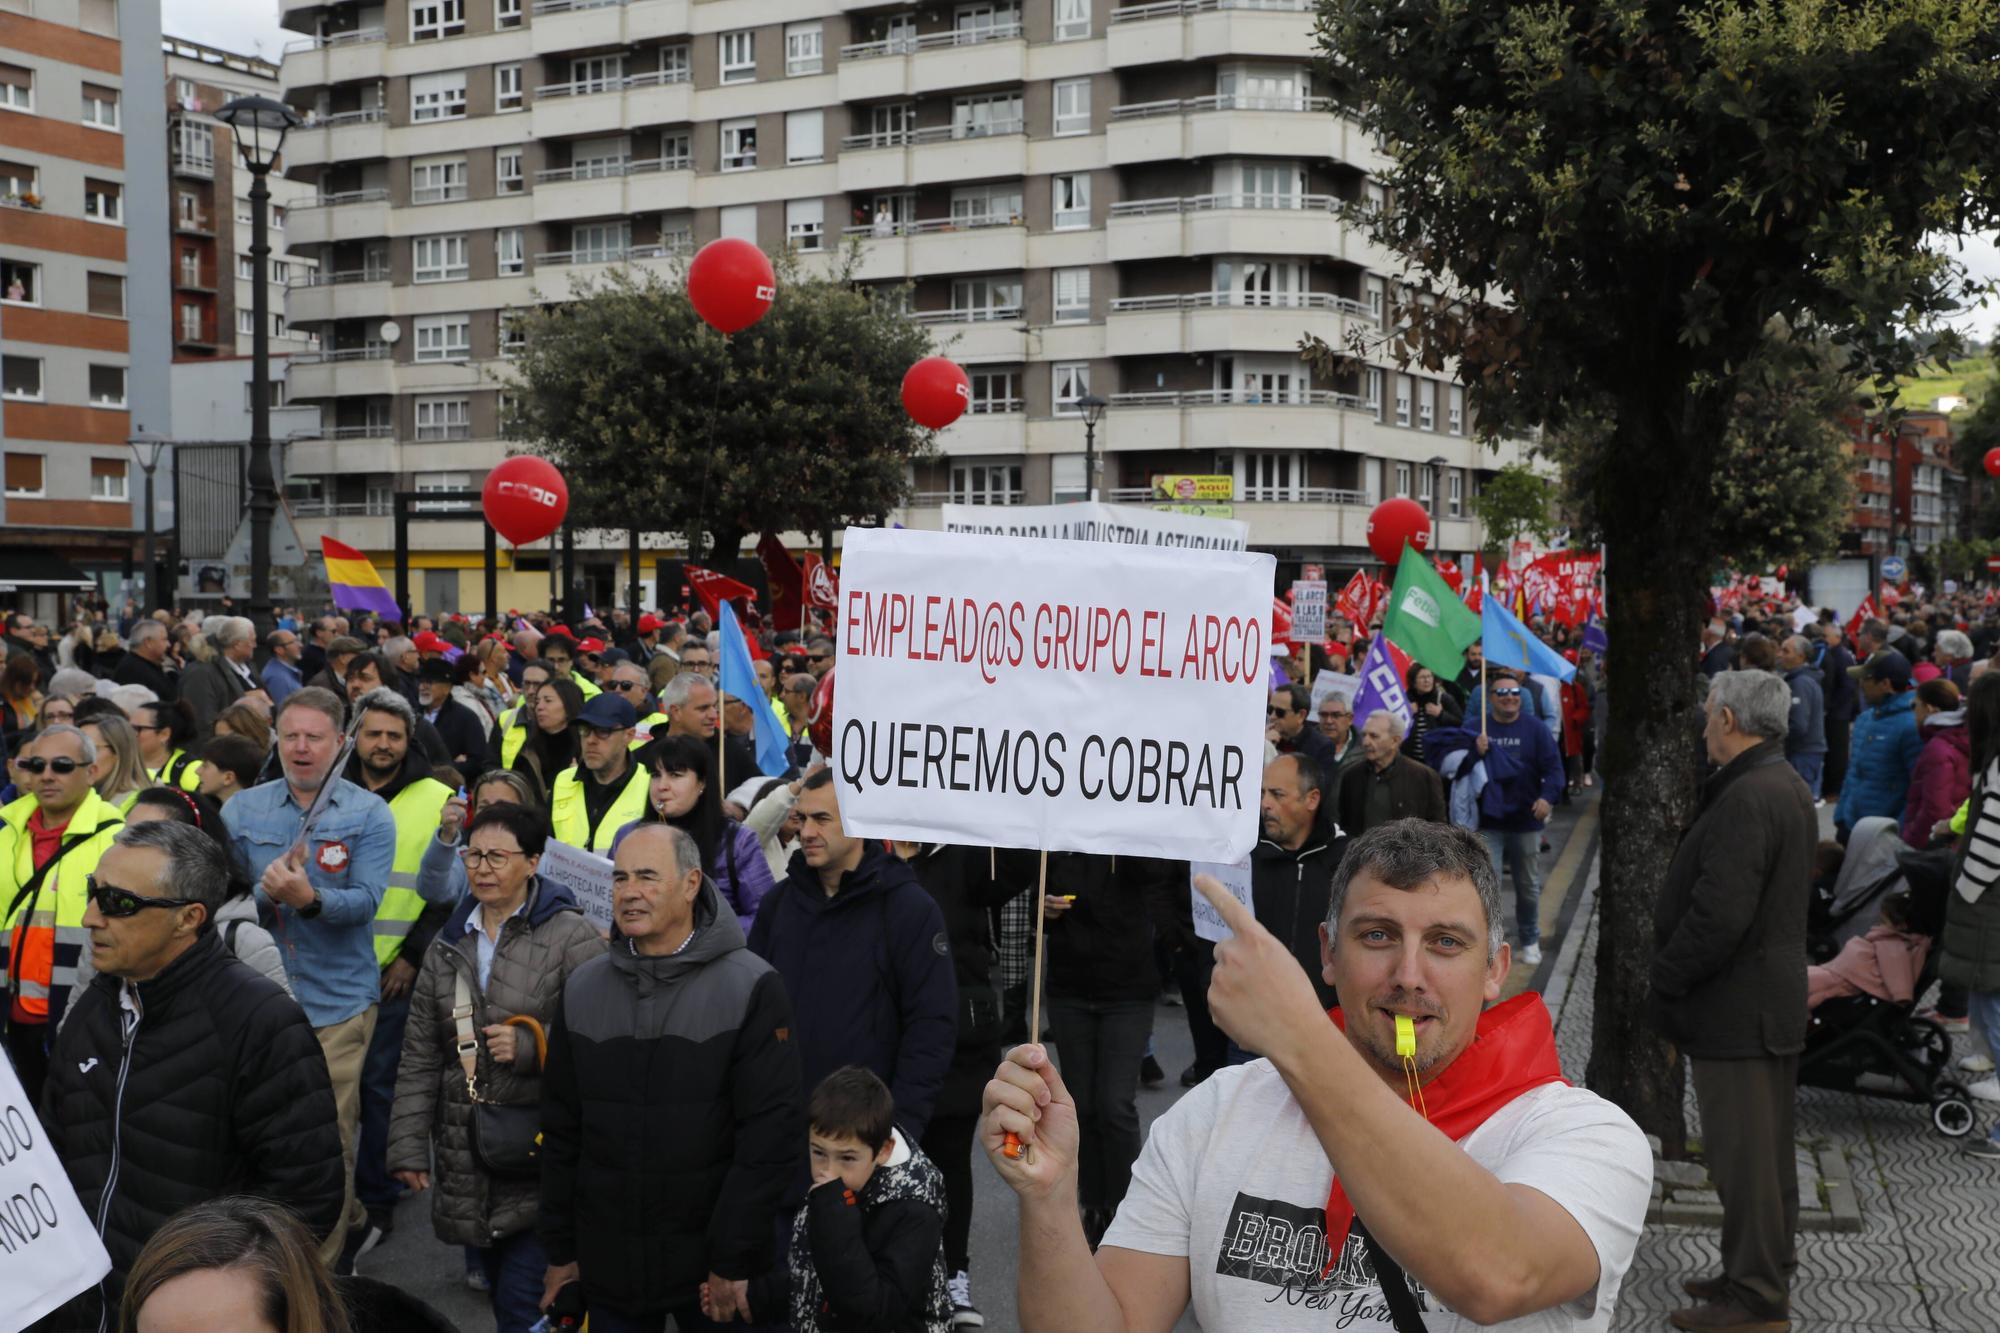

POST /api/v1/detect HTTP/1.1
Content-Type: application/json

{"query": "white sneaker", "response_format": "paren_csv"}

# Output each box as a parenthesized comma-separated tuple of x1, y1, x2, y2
(1968, 1077, 2000, 1103)
(1961, 1053, 1996, 1074)
(1517, 942, 1543, 967)
(948, 1270, 984, 1328)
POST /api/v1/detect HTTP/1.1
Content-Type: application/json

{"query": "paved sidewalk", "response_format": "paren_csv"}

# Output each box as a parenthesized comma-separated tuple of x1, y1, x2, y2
(1549, 872, 2000, 1332)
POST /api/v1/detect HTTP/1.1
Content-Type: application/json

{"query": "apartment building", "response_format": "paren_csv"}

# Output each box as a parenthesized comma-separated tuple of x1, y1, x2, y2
(277, 0, 1531, 612)
(0, 0, 169, 611)
(1841, 407, 1966, 562)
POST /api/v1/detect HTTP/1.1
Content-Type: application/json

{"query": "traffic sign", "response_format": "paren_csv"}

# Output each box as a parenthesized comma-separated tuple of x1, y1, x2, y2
(1985, 555, 2000, 573)
(1881, 555, 1907, 583)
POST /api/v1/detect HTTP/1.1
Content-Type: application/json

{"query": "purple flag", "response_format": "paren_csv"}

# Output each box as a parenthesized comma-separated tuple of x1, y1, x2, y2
(1350, 635, 1415, 735)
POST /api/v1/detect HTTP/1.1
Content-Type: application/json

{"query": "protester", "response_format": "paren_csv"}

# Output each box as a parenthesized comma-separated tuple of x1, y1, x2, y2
(1833, 650, 1922, 841)
(80, 711, 148, 814)
(661, 670, 721, 741)
(1314, 694, 1362, 767)
(490, 661, 554, 768)
(263, 627, 306, 704)
(42, 821, 344, 1327)
(539, 823, 803, 1328)
(1649, 669, 1815, 1330)
(616, 732, 774, 930)
(550, 693, 650, 853)
(510, 678, 583, 804)
(1250, 754, 1342, 1011)
(133, 697, 202, 790)
(124, 784, 288, 993)
(1819, 623, 1860, 801)
(1700, 621, 1736, 676)
(1266, 682, 1337, 796)
(1774, 633, 1828, 801)
(196, 733, 266, 806)
(1, 650, 42, 749)
(742, 772, 807, 878)
(388, 803, 604, 1332)
(112, 619, 178, 700)
(308, 635, 366, 697)
(215, 698, 275, 751)
(1401, 662, 1464, 761)
(1903, 677, 1970, 850)
(417, 658, 488, 785)
(118, 1196, 349, 1333)
(182, 617, 263, 739)
(1944, 670, 2000, 1159)
(1338, 710, 1448, 835)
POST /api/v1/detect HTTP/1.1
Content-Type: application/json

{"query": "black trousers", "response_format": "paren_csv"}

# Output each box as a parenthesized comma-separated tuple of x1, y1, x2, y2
(1175, 940, 1227, 1076)
(1823, 716, 1852, 800)
(1690, 1055, 1800, 1319)
(1046, 997, 1154, 1210)
(921, 1112, 979, 1274)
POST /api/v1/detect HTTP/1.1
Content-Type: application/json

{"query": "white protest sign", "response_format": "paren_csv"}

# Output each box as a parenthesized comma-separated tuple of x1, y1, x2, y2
(832, 527, 1274, 861)
(0, 1055, 111, 1332)
(539, 840, 613, 932)
(1290, 579, 1327, 640)
(940, 501, 1248, 552)
(1311, 669, 1359, 714)
(1190, 858, 1254, 942)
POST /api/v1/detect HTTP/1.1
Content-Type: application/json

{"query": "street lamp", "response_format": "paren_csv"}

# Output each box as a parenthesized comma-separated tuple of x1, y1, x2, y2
(214, 94, 302, 635)
(1079, 392, 1109, 502)
(127, 433, 168, 613)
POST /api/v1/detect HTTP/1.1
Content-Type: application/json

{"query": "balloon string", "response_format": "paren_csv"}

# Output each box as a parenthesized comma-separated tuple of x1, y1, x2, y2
(689, 331, 729, 570)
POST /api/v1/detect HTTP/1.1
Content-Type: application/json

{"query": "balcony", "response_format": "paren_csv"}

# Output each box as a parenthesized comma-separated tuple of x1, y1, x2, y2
(531, 68, 692, 141)
(837, 24, 1028, 102)
(287, 349, 395, 399)
(838, 122, 1029, 192)
(280, 29, 390, 92)
(170, 151, 215, 180)
(174, 265, 218, 294)
(532, 154, 692, 222)
(1107, 0, 1314, 66)
(172, 212, 216, 236)
(287, 266, 392, 323)
(1107, 95, 1383, 168)
(909, 307, 1029, 361)
(289, 189, 391, 247)
(286, 109, 389, 170)
(1084, 387, 1379, 454)
(1107, 194, 1388, 266)
(530, 0, 691, 56)
(840, 215, 1029, 281)
(1106, 290, 1376, 357)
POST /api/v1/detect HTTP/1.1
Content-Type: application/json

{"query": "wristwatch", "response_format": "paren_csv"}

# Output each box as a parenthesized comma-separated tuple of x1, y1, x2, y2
(298, 887, 324, 919)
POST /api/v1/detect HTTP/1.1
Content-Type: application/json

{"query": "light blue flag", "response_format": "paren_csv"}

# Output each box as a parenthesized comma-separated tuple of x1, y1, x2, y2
(1482, 596, 1576, 683)
(718, 602, 790, 777)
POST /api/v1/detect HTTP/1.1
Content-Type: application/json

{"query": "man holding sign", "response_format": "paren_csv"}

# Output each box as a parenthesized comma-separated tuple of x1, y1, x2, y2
(983, 819, 1651, 1332)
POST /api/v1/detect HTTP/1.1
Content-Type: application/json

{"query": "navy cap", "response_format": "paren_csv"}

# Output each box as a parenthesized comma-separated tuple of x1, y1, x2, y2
(575, 694, 638, 730)
(1860, 649, 1912, 690)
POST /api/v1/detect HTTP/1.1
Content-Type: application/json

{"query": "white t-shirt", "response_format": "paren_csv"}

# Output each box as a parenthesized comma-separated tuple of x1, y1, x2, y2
(1101, 1060, 1653, 1331)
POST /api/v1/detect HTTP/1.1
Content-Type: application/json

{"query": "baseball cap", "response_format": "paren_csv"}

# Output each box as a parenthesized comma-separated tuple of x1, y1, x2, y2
(576, 637, 607, 655)
(412, 630, 449, 655)
(575, 694, 638, 730)
(638, 613, 665, 634)
(545, 625, 576, 642)
(1854, 649, 1912, 690)
(416, 657, 454, 683)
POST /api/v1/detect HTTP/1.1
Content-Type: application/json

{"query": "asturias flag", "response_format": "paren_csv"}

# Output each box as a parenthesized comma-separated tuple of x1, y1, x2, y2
(1482, 594, 1577, 683)
(320, 537, 400, 622)
(718, 602, 789, 777)
(1378, 543, 1483, 679)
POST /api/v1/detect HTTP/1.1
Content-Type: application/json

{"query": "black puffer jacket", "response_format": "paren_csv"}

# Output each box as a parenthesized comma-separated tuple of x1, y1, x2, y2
(1250, 824, 1344, 1010)
(539, 878, 803, 1317)
(41, 929, 343, 1324)
(1042, 852, 1181, 1004)
(907, 844, 1024, 1119)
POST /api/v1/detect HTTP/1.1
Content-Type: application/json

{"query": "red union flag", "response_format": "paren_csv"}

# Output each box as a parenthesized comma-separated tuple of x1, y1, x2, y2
(1845, 597, 1878, 643)
(1336, 570, 1373, 627)
(801, 552, 840, 610)
(686, 566, 756, 618)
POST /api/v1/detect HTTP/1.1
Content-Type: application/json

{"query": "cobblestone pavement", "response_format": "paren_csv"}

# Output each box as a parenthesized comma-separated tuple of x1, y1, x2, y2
(1552, 873, 2000, 1332)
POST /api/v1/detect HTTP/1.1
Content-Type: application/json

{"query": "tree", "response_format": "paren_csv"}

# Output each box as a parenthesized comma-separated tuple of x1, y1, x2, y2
(1471, 462, 1559, 553)
(1316, 0, 2000, 1154)
(502, 248, 936, 564)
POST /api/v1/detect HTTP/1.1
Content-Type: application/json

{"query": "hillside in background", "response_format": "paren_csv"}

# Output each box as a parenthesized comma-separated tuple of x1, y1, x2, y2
(1901, 351, 1996, 415)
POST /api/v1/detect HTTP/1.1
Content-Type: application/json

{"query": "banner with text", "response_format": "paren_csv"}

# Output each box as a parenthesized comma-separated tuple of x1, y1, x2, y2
(834, 527, 1273, 860)
(0, 1055, 111, 1332)
(539, 840, 614, 933)
(940, 501, 1248, 552)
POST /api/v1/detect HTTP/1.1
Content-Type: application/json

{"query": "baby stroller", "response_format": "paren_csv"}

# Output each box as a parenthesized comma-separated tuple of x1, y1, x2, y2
(1799, 819, 1975, 1137)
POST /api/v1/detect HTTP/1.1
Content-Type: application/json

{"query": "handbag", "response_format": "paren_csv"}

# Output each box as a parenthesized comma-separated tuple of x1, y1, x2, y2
(453, 969, 548, 1178)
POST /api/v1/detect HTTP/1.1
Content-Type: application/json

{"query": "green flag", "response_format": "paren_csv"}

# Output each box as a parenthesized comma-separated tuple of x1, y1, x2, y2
(1379, 542, 1483, 677)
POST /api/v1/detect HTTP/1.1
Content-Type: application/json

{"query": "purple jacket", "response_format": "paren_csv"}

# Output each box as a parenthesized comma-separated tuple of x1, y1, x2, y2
(1902, 715, 1970, 849)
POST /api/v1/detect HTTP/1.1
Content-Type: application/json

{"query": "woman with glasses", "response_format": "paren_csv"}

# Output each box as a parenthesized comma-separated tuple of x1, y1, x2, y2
(387, 802, 603, 1332)
(510, 679, 583, 804)
(613, 732, 775, 931)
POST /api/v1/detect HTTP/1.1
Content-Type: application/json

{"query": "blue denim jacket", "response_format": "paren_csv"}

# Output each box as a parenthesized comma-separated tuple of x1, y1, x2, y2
(224, 776, 397, 1028)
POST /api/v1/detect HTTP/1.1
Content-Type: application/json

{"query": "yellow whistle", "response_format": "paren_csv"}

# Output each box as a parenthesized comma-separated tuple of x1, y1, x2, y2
(1395, 1014, 1417, 1059)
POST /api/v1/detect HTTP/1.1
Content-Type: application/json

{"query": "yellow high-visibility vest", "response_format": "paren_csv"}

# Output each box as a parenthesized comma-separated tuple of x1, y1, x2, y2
(372, 776, 454, 968)
(549, 761, 649, 853)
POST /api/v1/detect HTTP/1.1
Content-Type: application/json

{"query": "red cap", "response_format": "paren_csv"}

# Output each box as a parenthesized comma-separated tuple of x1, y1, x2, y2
(576, 637, 606, 654)
(638, 613, 664, 634)
(412, 631, 449, 654)
(546, 625, 576, 642)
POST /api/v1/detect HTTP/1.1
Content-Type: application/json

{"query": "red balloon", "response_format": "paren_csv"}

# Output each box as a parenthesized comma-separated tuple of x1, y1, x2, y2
(808, 667, 836, 759)
(482, 456, 569, 546)
(901, 357, 971, 430)
(687, 238, 775, 334)
(1366, 497, 1433, 565)
(1985, 447, 2000, 478)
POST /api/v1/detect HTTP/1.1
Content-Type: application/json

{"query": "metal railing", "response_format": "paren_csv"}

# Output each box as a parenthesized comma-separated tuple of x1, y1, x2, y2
(842, 121, 1025, 150)
(910, 306, 1023, 325)
(291, 498, 397, 516)
(1111, 93, 1331, 119)
(841, 21, 1023, 62)
(295, 345, 392, 364)
(308, 107, 387, 129)
(1109, 192, 1344, 216)
(840, 213, 1024, 239)
(1110, 0, 1309, 21)
(535, 243, 678, 267)
(531, 0, 623, 12)
(305, 188, 390, 209)
(534, 66, 691, 99)
(910, 490, 1026, 506)
(1108, 290, 1373, 316)
(535, 154, 690, 183)
(1103, 388, 1377, 411)
(292, 267, 390, 288)
(283, 27, 387, 53)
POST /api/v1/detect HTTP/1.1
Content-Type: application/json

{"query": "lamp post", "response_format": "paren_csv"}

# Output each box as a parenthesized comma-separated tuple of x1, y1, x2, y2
(126, 433, 168, 614)
(1425, 453, 1446, 547)
(1079, 392, 1108, 502)
(214, 94, 302, 636)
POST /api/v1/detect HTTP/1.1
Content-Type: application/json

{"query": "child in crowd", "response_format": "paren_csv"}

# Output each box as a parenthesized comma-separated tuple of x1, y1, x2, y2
(714, 1066, 953, 1333)
(1807, 892, 1932, 1010)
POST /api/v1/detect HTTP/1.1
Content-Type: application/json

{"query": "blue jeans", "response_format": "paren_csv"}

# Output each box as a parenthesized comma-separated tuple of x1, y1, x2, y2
(1482, 828, 1543, 948)
(355, 992, 410, 1213)
(1787, 753, 1824, 798)
(483, 1229, 548, 1333)
(1970, 990, 2000, 1144)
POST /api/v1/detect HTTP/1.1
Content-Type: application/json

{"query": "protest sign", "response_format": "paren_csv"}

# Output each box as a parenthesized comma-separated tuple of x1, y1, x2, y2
(1311, 669, 1359, 714)
(540, 840, 613, 932)
(0, 1055, 111, 1331)
(940, 501, 1247, 552)
(1190, 858, 1254, 943)
(832, 527, 1273, 861)
(1290, 579, 1327, 640)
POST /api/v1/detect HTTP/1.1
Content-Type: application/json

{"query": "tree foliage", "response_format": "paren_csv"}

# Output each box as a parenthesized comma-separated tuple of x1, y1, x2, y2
(501, 249, 936, 562)
(1317, 0, 2000, 1150)
(1472, 462, 1560, 549)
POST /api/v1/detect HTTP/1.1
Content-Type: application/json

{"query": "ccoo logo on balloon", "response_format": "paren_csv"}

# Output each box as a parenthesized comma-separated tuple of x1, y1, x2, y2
(496, 480, 561, 508)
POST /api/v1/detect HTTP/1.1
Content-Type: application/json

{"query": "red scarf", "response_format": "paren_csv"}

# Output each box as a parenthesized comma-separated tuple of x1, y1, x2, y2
(1323, 992, 1567, 1251)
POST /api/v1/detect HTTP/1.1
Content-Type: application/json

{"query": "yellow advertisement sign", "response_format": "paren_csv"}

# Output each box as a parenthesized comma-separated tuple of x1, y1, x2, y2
(1151, 474, 1235, 503)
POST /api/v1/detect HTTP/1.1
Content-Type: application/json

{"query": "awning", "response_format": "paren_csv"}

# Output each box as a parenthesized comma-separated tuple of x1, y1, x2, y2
(0, 550, 98, 592)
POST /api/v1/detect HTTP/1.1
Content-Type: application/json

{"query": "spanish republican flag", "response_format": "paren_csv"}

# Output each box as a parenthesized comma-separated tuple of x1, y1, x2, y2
(320, 537, 401, 621)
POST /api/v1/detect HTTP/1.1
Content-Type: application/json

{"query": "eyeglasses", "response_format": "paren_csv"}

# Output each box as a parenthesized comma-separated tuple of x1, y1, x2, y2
(1266, 706, 1295, 717)
(1320, 710, 1349, 720)
(807, 653, 830, 663)
(133, 722, 168, 734)
(459, 848, 526, 869)
(86, 875, 202, 919)
(578, 725, 627, 740)
(17, 756, 83, 775)
(609, 680, 644, 692)
(1491, 687, 1523, 698)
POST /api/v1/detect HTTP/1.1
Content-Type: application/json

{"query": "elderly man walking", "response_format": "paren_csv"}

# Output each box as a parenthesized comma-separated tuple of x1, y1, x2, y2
(1650, 670, 1817, 1332)
(1775, 635, 1827, 802)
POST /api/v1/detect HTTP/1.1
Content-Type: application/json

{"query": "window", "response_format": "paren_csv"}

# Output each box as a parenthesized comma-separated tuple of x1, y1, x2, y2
(500, 311, 527, 352)
(951, 462, 1022, 505)
(572, 221, 628, 264)
(0, 64, 31, 113)
(1241, 451, 1305, 502)
(496, 64, 523, 112)
(720, 205, 757, 243)
(243, 381, 288, 409)
(720, 30, 755, 83)
(1417, 464, 1433, 505)
(1448, 384, 1465, 435)
(88, 365, 125, 407)
(786, 109, 823, 165)
(79, 0, 118, 35)
(1365, 367, 1383, 414)
(81, 83, 118, 129)
(0, 159, 34, 198)
(1053, 173, 1090, 229)
(84, 178, 121, 223)
(721, 118, 757, 171)
(1054, 0, 1089, 40)
(410, 71, 467, 122)
(1447, 470, 1464, 516)
(786, 199, 824, 251)
(951, 276, 1021, 317)
(4, 453, 43, 498)
(496, 147, 523, 194)
(236, 201, 252, 225)
(1, 355, 42, 400)
(236, 309, 254, 336)
(1053, 267, 1090, 323)
(415, 397, 471, 440)
(951, 183, 1022, 226)
(571, 136, 628, 179)
(1417, 379, 1436, 431)
(414, 233, 469, 283)
(661, 212, 694, 252)
(236, 255, 255, 281)
(660, 130, 691, 168)
(0, 259, 37, 304)
(173, 78, 195, 108)
(414, 313, 471, 362)
(953, 93, 1022, 139)
(1394, 461, 1412, 497)
(1366, 275, 1385, 319)
(571, 55, 622, 93)
(1052, 362, 1090, 415)
(274, 205, 289, 230)
(785, 21, 822, 75)
(416, 471, 474, 506)
(660, 45, 691, 81)
(1394, 374, 1412, 426)
(969, 370, 1019, 413)
(496, 0, 521, 26)
(89, 457, 128, 500)
(410, 0, 463, 39)
(270, 259, 289, 285)
(955, 3, 1021, 39)
(411, 155, 468, 204)
(496, 227, 524, 276)
(1053, 79, 1091, 136)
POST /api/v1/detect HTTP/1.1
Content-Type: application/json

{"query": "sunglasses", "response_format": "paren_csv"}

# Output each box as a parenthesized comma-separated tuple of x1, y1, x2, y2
(1267, 706, 1295, 717)
(1492, 687, 1523, 697)
(609, 680, 643, 692)
(17, 756, 84, 775)
(86, 875, 202, 919)
(807, 654, 830, 663)
(578, 724, 626, 739)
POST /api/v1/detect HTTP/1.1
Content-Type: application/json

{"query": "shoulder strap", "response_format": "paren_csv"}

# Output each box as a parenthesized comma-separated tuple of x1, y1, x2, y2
(452, 965, 482, 1097)
(4, 827, 100, 924)
(223, 917, 245, 955)
(1355, 1217, 1430, 1333)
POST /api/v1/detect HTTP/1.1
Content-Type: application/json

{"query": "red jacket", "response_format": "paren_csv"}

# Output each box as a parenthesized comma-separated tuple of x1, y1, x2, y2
(1560, 679, 1592, 760)
(1902, 717, 1970, 849)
